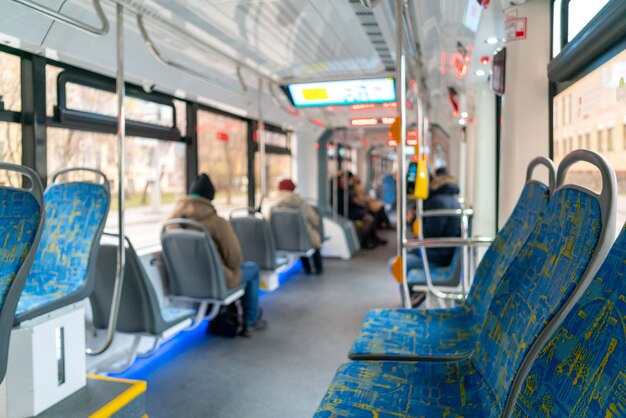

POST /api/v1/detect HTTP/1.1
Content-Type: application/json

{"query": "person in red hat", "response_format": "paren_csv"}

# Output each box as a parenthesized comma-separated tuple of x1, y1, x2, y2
(273, 178, 323, 274)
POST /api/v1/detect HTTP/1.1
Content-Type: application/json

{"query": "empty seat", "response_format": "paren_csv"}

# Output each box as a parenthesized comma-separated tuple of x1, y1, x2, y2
(407, 246, 463, 287)
(15, 168, 109, 324)
(90, 235, 195, 371)
(230, 210, 283, 270)
(315, 151, 616, 416)
(161, 218, 245, 323)
(0, 164, 44, 383)
(350, 157, 556, 360)
(508, 222, 625, 417)
(269, 207, 314, 253)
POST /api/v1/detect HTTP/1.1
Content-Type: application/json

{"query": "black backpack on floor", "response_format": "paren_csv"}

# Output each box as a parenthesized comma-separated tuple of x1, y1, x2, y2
(208, 300, 245, 338)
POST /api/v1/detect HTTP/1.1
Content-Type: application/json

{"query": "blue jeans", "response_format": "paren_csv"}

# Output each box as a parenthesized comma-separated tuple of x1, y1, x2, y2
(387, 250, 425, 273)
(240, 261, 260, 326)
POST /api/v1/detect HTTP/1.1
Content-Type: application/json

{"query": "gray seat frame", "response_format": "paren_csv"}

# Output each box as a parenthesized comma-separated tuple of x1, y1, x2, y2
(90, 233, 195, 373)
(160, 218, 245, 329)
(269, 207, 317, 263)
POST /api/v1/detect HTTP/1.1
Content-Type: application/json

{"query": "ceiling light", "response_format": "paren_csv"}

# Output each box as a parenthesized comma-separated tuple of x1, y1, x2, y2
(485, 37, 499, 45)
(475, 69, 486, 77)
(461, 111, 469, 118)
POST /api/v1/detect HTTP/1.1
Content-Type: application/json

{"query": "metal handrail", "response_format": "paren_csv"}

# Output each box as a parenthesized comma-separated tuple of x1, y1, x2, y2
(10, 0, 109, 36)
(136, 15, 246, 95)
(418, 208, 474, 218)
(87, 4, 125, 355)
(404, 237, 494, 249)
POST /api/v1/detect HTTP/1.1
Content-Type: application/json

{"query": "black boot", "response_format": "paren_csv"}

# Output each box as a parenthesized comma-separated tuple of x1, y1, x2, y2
(312, 249, 323, 274)
(300, 256, 312, 274)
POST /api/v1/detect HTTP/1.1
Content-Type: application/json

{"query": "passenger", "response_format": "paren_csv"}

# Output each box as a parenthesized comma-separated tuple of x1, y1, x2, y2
(169, 173, 266, 334)
(405, 167, 462, 270)
(351, 173, 392, 230)
(272, 178, 323, 274)
(333, 172, 386, 249)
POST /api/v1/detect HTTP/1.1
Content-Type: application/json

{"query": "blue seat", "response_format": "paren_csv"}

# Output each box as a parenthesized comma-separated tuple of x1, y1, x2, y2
(507, 222, 625, 417)
(407, 246, 463, 287)
(350, 158, 554, 360)
(15, 168, 110, 324)
(0, 164, 44, 384)
(316, 151, 616, 417)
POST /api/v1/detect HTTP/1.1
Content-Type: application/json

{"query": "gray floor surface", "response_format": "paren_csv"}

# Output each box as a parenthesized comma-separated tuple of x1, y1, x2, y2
(145, 233, 399, 418)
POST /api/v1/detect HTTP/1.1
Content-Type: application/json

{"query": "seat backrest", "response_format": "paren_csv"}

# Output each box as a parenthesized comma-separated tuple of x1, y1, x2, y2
(161, 218, 230, 300)
(16, 168, 110, 323)
(470, 151, 616, 411)
(91, 236, 168, 335)
(465, 156, 556, 323)
(269, 208, 312, 252)
(230, 213, 277, 269)
(0, 164, 44, 384)
(508, 222, 625, 417)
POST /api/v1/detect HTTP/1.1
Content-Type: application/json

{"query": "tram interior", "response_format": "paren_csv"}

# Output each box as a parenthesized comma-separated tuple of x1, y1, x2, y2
(0, 0, 625, 417)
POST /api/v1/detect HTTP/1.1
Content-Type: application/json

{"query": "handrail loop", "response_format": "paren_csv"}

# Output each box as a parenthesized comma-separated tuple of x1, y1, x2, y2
(10, 0, 109, 36)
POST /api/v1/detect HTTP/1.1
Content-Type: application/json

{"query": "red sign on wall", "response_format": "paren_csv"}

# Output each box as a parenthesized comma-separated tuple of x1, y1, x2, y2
(216, 131, 229, 141)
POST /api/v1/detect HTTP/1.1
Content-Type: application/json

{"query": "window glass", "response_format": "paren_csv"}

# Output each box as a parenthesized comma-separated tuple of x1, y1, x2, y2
(0, 122, 22, 185)
(552, 48, 626, 233)
(0, 51, 21, 112)
(255, 152, 292, 209)
(552, 0, 562, 58)
(197, 110, 248, 217)
(64, 83, 174, 127)
(567, 0, 609, 42)
(47, 128, 185, 248)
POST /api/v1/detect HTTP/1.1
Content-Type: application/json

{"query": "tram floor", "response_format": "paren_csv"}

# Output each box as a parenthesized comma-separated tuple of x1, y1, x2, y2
(141, 231, 398, 418)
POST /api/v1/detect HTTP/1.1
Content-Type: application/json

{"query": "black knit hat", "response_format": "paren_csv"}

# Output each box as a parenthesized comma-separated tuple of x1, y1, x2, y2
(190, 173, 216, 200)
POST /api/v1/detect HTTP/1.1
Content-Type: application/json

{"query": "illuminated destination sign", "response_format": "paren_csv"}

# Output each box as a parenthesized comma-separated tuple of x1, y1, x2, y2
(287, 78, 396, 107)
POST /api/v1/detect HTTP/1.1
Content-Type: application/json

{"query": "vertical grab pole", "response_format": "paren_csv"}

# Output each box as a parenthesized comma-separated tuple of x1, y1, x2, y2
(333, 141, 339, 220)
(87, 3, 125, 355)
(258, 79, 267, 202)
(396, 0, 410, 309)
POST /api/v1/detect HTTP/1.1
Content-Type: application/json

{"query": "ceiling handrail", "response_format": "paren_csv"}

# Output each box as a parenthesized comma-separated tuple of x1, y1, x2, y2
(136, 14, 247, 95)
(10, 0, 109, 36)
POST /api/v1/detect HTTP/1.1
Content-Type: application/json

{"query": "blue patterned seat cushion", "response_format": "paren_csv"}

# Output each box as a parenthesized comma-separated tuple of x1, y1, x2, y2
(407, 248, 461, 286)
(512, 223, 626, 418)
(315, 359, 499, 418)
(161, 307, 195, 325)
(0, 189, 41, 310)
(16, 182, 108, 317)
(350, 306, 479, 359)
(350, 182, 549, 359)
(472, 187, 602, 408)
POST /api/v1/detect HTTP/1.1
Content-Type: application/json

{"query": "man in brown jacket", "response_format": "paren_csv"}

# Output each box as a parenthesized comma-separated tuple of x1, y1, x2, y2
(272, 179, 323, 274)
(169, 173, 266, 332)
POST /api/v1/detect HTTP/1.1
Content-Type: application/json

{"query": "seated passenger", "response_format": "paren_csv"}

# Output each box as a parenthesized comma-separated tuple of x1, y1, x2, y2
(351, 173, 392, 230)
(332, 172, 386, 249)
(406, 167, 462, 271)
(272, 178, 323, 274)
(169, 173, 266, 334)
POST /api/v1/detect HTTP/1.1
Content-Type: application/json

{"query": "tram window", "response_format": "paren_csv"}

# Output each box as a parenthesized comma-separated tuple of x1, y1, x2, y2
(553, 47, 626, 230)
(577, 134, 583, 149)
(197, 109, 248, 217)
(0, 51, 21, 112)
(0, 122, 21, 185)
(567, 0, 610, 42)
(46, 65, 175, 128)
(255, 151, 292, 204)
(47, 128, 186, 248)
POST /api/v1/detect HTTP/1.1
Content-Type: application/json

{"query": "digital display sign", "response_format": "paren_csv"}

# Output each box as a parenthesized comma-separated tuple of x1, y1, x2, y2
(286, 78, 396, 108)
